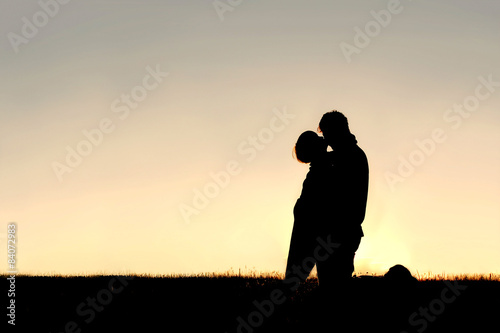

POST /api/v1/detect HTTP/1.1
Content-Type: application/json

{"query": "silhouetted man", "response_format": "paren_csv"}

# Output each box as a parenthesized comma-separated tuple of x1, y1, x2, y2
(317, 111, 369, 289)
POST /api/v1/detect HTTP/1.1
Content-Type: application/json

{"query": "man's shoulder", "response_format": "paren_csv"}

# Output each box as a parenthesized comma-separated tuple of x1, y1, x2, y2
(354, 144, 368, 161)
(336, 145, 368, 173)
(354, 145, 369, 171)
(340, 144, 368, 162)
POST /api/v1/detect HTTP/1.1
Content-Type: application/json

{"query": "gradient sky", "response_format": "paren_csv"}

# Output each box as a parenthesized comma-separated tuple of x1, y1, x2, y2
(1, 0, 499, 276)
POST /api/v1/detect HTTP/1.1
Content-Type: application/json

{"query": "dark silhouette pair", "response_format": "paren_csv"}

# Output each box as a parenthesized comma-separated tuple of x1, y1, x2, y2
(285, 111, 369, 291)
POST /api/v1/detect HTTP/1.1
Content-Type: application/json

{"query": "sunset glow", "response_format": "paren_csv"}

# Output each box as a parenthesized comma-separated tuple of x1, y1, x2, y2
(1, 1, 499, 277)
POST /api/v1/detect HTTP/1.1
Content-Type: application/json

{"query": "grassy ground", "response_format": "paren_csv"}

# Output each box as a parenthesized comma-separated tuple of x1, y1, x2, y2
(2, 273, 499, 332)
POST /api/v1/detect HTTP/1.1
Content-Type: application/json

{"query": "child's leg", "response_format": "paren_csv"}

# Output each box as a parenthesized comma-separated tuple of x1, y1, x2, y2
(285, 220, 317, 282)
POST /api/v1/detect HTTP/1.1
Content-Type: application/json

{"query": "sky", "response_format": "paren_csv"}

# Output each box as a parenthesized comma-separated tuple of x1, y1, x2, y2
(1, 0, 499, 276)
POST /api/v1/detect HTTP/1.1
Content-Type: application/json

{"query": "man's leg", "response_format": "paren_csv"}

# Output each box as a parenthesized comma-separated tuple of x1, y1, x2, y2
(316, 236, 360, 285)
(316, 236, 361, 327)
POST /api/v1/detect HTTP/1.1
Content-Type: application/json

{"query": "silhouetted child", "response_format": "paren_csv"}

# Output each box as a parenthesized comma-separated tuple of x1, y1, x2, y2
(285, 131, 332, 284)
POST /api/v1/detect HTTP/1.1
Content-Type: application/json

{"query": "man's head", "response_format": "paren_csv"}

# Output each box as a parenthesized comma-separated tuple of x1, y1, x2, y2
(318, 110, 350, 148)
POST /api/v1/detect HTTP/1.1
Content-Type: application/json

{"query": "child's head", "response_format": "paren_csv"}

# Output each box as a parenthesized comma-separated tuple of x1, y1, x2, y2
(293, 131, 327, 164)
